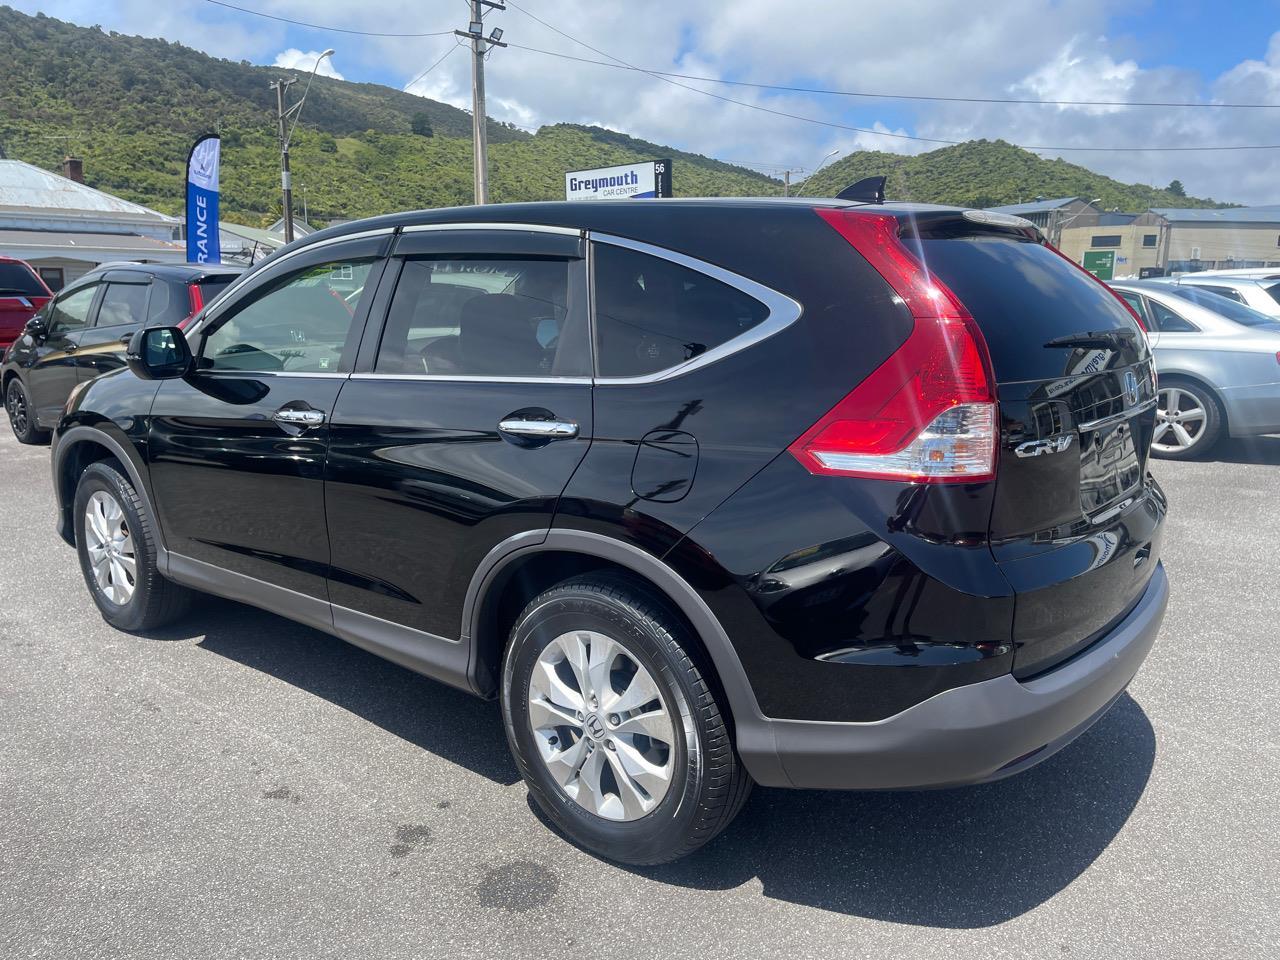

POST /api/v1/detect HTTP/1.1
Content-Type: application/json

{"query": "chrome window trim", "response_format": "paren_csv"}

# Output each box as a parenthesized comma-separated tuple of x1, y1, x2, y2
(350, 373, 593, 385)
(400, 222, 582, 237)
(193, 369, 352, 380)
(185, 227, 394, 338)
(586, 231, 804, 385)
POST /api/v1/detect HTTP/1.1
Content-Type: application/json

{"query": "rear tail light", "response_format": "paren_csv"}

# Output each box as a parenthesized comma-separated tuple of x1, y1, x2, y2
(790, 210, 997, 483)
(179, 282, 205, 329)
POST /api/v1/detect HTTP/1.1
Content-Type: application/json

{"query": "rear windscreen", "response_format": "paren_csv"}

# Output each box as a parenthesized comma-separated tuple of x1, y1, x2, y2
(1166, 285, 1274, 327)
(199, 277, 235, 308)
(0, 262, 46, 297)
(916, 237, 1142, 382)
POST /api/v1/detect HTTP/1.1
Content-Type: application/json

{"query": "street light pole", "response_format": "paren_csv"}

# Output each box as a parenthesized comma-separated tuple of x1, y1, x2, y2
(270, 48, 335, 244)
(271, 77, 297, 244)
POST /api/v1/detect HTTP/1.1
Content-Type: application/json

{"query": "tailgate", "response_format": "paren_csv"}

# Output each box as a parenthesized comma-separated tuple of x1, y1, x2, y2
(915, 229, 1165, 676)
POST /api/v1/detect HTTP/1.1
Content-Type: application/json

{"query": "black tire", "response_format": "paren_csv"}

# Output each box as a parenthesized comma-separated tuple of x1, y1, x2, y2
(501, 573, 751, 865)
(73, 461, 192, 631)
(1151, 378, 1224, 460)
(5, 377, 49, 445)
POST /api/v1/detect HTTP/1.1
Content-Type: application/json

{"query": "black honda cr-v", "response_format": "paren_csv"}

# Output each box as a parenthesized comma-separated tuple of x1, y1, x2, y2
(50, 199, 1168, 864)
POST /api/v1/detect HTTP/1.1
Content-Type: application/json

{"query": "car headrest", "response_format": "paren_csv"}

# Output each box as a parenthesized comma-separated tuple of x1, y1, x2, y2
(458, 293, 546, 376)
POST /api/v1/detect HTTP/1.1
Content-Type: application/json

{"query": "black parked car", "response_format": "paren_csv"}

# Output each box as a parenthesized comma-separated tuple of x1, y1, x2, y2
(49, 200, 1168, 864)
(3, 261, 242, 443)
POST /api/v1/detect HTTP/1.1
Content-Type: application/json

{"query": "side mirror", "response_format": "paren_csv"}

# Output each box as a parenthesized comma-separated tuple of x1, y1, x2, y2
(24, 315, 47, 340)
(126, 326, 193, 381)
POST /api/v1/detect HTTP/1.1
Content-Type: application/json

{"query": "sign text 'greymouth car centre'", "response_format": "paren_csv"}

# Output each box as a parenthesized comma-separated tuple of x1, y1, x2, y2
(565, 159, 673, 201)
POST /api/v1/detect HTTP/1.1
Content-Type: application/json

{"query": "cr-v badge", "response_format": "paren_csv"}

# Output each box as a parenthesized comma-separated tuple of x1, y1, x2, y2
(1014, 435, 1075, 458)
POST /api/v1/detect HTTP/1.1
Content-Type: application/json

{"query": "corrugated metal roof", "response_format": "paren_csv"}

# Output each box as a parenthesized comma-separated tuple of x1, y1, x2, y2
(1150, 206, 1280, 224)
(0, 160, 176, 221)
(986, 196, 1083, 215)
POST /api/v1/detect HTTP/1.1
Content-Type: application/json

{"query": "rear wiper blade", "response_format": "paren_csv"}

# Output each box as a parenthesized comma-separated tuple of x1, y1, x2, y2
(1044, 329, 1136, 350)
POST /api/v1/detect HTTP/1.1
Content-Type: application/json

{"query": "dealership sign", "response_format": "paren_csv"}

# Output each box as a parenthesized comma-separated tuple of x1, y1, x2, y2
(565, 159, 672, 201)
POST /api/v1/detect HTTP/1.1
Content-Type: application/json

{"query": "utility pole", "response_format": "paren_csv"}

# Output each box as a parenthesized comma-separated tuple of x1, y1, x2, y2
(783, 170, 791, 197)
(270, 77, 298, 243)
(456, 2, 507, 205)
(270, 49, 334, 244)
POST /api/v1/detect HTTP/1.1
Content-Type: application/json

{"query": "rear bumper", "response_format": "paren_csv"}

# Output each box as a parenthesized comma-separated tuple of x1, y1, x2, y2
(739, 561, 1168, 790)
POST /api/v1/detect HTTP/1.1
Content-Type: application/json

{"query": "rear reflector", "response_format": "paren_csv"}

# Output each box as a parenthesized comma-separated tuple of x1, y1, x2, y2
(178, 282, 205, 330)
(789, 210, 997, 483)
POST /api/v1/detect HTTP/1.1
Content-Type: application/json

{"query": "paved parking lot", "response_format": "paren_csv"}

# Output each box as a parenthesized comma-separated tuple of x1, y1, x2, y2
(1, 428, 1277, 959)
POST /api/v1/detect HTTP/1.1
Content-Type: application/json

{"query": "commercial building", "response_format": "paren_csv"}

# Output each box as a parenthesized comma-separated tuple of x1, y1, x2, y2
(0, 158, 185, 289)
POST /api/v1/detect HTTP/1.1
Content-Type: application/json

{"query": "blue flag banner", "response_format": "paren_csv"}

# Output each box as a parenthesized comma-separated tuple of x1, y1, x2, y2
(185, 135, 221, 264)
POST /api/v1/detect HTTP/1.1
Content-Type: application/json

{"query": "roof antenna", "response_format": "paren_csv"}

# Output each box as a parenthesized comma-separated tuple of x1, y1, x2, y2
(835, 175, 886, 204)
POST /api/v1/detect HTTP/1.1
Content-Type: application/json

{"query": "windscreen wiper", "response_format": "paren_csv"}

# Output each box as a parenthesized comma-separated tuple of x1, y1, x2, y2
(1044, 329, 1137, 350)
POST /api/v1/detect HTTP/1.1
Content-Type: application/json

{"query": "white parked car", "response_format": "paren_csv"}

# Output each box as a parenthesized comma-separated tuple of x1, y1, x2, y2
(1155, 274, 1280, 320)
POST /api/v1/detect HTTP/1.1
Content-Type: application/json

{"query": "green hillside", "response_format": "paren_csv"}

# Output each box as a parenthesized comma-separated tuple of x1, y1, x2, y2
(0, 7, 781, 223)
(798, 139, 1226, 209)
(0, 7, 1230, 225)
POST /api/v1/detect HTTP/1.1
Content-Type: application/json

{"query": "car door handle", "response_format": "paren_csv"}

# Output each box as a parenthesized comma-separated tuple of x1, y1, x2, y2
(273, 407, 326, 427)
(497, 418, 578, 439)
(64, 343, 77, 353)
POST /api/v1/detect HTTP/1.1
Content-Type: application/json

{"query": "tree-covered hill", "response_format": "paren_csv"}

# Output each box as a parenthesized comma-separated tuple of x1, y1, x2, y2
(0, 6, 1229, 225)
(797, 139, 1226, 210)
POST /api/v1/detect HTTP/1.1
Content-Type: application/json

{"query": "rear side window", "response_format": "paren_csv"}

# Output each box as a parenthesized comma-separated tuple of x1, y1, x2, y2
(199, 277, 235, 307)
(146, 280, 183, 326)
(376, 257, 586, 377)
(0, 261, 46, 297)
(1267, 282, 1280, 306)
(593, 244, 769, 378)
(1195, 284, 1245, 304)
(96, 283, 149, 327)
(916, 238, 1141, 382)
(1148, 300, 1199, 333)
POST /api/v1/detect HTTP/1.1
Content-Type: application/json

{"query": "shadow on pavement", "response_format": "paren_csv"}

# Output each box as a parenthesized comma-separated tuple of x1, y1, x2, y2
(169, 597, 1154, 927)
(635, 692, 1155, 927)
(180, 598, 521, 786)
(1199, 434, 1280, 466)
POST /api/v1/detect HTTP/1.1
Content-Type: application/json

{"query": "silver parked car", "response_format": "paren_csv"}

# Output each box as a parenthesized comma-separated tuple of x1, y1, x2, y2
(1111, 280, 1280, 459)
(1156, 274, 1280, 320)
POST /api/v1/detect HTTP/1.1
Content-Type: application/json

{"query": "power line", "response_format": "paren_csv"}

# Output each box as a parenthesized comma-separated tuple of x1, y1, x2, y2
(204, 0, 1280, 153)
(405, 40, 465, 90)
(504, 42, 1280, 110)
(496, 33, 1280, 152)
(204, 0, 452, 38)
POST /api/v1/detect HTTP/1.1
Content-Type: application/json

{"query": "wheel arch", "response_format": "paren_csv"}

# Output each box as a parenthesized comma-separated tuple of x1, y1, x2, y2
(52, 426, 166, 560)
(462, 530, 773, 772)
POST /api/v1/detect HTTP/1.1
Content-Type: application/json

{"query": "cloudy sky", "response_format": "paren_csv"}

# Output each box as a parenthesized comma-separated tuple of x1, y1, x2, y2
(13, 0, 1280, 203)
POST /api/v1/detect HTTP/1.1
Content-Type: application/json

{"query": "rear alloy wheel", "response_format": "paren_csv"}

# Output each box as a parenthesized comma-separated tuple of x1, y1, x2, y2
(502, 574, 752, 864)
(1152, 381, 1222, 459)
(5, 377, 49, 445)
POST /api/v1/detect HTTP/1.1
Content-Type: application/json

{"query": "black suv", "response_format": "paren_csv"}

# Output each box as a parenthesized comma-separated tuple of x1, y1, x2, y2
(3, 261, 241, 443)
(50, 200, 1168, 864)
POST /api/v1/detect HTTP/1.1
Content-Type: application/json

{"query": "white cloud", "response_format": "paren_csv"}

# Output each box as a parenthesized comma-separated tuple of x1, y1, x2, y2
(273, 49, 344, 80)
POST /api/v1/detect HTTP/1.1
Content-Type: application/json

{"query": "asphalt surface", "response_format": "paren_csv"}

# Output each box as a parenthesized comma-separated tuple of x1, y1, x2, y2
(1, 428, 1277, 959)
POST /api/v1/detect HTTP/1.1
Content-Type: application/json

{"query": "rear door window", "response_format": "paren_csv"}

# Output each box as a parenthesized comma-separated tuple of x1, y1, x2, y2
(592, 243, 769, 378)
(96, 282, 149, 327)
(1116, 290, 1152, 329)
(375, 257, 587, 377)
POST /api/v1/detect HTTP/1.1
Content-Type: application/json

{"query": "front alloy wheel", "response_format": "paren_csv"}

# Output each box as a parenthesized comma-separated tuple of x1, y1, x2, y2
(83, 490, 138, 605)
(6, 378, 47, 444)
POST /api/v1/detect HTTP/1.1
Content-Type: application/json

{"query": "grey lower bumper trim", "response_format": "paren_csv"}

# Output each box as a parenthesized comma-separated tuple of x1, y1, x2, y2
(741, 562, 1168, 790)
